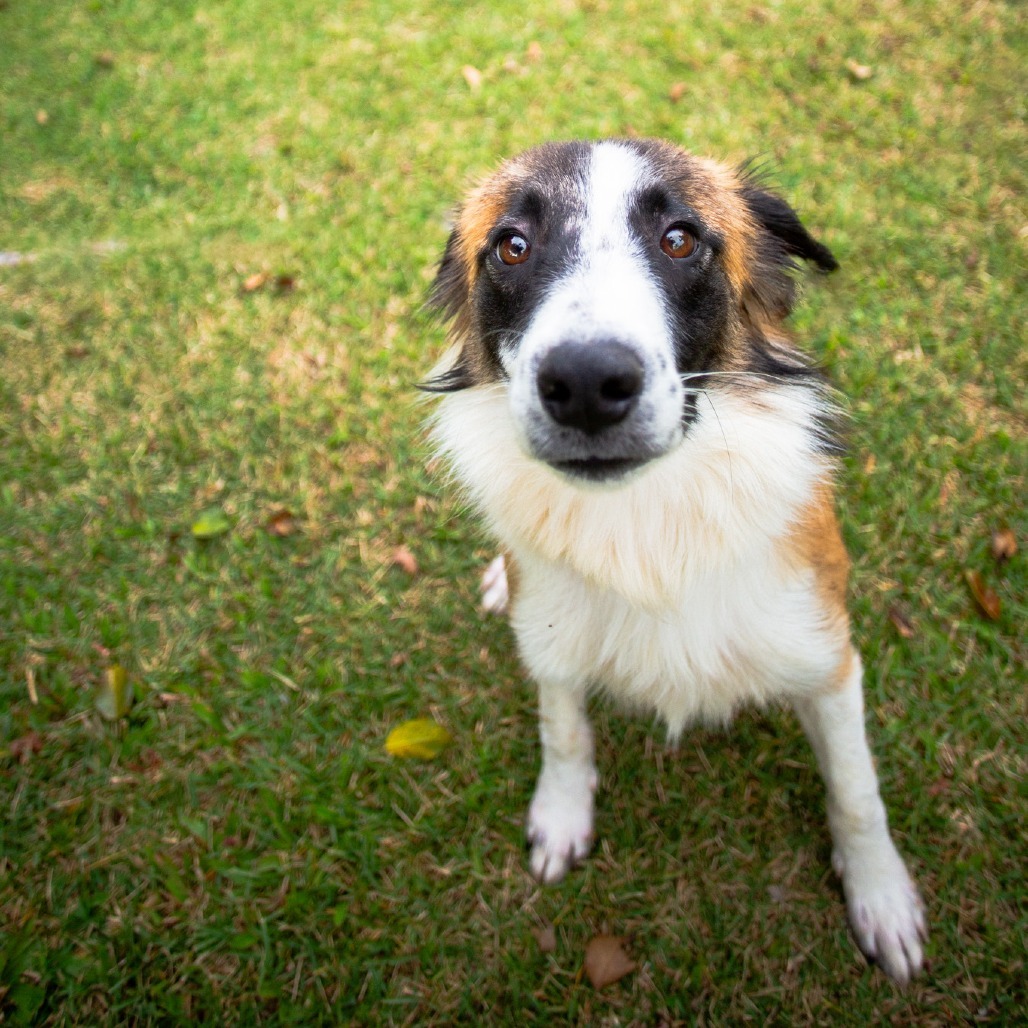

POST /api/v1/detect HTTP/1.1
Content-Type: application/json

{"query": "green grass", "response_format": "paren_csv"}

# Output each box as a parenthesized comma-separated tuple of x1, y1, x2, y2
(1, 0, 1024, 1023)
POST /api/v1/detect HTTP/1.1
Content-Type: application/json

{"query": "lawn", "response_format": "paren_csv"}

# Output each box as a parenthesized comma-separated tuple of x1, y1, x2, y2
(0, 0, 1024, 1023)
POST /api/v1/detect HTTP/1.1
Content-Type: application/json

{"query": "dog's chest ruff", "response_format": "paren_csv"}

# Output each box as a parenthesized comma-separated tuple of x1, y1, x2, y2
(433, 384, 841, 730)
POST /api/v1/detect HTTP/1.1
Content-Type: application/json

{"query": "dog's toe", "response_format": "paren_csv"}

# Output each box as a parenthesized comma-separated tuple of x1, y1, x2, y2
(526, 778, 594, 884)
(528, 831, 591, 884)
(839, 844, 927, 984)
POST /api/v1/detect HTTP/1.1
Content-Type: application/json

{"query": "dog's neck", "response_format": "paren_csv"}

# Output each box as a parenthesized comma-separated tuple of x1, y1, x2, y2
(432, 383, 834, 608)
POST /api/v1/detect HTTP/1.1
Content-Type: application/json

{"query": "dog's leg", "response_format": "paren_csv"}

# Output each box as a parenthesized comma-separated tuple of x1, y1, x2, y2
(793, 651, 927, 983)
(526, 676, 596, 883)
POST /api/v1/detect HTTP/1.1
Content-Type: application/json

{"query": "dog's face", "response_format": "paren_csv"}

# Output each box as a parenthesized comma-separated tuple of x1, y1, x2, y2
(427, 140, 836, 482)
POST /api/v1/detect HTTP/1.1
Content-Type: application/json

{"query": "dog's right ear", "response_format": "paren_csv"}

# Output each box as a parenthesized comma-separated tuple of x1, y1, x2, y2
(428, 228, 471, 321)
(420, 228, 476, 393)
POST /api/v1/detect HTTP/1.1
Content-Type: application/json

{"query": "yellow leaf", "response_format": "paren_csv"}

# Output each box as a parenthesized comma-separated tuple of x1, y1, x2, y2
(385, 718, 452, 760)
(191, 508, 231, 539)
(96, 665, 134, 721)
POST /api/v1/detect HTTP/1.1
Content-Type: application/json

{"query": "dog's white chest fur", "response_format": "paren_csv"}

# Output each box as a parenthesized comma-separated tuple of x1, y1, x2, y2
(512, 549, 828, 734)
(433, 382, 840, 732)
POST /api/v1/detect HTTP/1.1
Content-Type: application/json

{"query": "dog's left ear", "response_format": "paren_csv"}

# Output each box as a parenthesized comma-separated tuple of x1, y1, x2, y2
(741, 183, 838, 273)
(739, 182, 837, 324)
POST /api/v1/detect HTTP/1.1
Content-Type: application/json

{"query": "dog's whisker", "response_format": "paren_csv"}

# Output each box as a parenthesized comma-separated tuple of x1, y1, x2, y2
(678, 369, 809, 386)
(700, 390, 735, 496)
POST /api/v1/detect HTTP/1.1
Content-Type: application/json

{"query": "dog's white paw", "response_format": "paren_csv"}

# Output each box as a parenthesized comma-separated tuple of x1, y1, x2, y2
(835, 843, 927, 984)
(480, 554, 509, 615)
(526, 772, 595, 884)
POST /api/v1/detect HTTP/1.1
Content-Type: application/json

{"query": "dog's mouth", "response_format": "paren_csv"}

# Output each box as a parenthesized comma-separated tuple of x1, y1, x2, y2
(550, 456, 648, 482)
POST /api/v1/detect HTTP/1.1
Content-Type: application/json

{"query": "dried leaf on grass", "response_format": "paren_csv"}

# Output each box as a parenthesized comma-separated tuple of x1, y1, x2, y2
(10, 731, 43, 764)
(462, 65, 483, 90)
(845, 58, 873, 80)
(965, 570, 1001, 620)
(266, 509, 297, 537)
(584, 934, 636, 989)
(888, 605, 915, 639)
(533, 923, 557, 954)
(96, 666, 134, 721)
(242, 271, 296, 293)
(385, 719, 452, 760)
(991, 528, 1017, 563)
(243, 271, 269, 292)
(391, 545, 418, 575)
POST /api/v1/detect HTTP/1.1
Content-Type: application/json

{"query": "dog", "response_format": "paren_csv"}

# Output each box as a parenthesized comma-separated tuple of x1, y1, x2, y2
(423, 139, 926, 983)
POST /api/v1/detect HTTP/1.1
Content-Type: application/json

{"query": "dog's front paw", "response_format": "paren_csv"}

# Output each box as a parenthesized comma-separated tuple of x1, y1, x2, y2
(835, 843, 928, 984)
(480, 554, 509, 615)
(526, 773, 595, 884)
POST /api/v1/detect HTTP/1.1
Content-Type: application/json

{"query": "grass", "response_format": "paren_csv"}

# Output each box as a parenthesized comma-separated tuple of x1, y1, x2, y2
(0, 0, 1024, 1023)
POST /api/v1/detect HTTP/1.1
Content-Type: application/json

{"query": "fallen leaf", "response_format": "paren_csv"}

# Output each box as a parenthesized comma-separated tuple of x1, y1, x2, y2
(991, 528, 1017, 563)
(0, 251, 36, 267)
(191, 508, 231, 539)
(533, 923, 557, 953)
(668, 82, 686, 102)
(10, 731, 43, 764)
(526, 41, 543, 62)
(96, 665, 134, 721)
(844, 58, 873, 81)
(36, 109, 49, 125)
(391, 545, 418, 575)
(266, 509, 297, 537)
(888, 606, 915, 639)
(385, 718, 453, 760)
(91, 239, 127, 256)
(462, 64, 483, 90)
(965, 570, 1001, 620)
(273, 273, 296, 293)
(243, 271, 269, 292)
(584, 934, 636, 989)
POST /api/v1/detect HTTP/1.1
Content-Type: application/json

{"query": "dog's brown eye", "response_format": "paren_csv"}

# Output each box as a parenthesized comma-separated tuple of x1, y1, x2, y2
(660, 225, 697, 260)
(497, 233, 531, 265)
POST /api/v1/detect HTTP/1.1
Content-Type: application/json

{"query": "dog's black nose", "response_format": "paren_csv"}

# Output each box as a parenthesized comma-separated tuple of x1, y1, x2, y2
(536, 341, 644, 435)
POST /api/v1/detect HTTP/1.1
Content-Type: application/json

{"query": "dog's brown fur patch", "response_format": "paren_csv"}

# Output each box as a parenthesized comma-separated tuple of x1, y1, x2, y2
(785, 484, 853, 676)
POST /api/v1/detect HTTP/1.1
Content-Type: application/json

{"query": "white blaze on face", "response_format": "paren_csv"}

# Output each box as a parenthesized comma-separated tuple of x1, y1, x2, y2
(508, 141, 685, 456)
